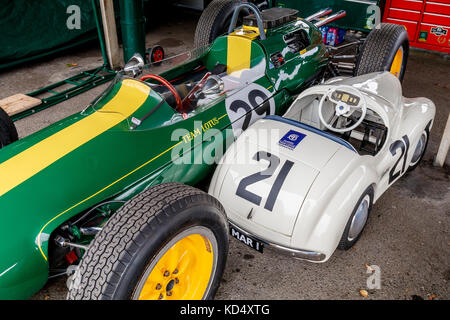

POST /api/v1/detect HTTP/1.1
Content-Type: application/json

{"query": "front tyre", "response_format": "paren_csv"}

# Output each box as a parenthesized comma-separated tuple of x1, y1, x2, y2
(338, 186, 374, 250)
(67, 183, 229, 300)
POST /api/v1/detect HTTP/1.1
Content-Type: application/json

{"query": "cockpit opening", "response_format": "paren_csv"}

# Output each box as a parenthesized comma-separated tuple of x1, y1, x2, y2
(284, 91, 388, 156)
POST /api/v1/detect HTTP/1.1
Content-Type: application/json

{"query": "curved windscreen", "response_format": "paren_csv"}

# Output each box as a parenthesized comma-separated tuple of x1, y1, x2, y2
(142, 45, 211, 76)
(85, 38, 269, 131)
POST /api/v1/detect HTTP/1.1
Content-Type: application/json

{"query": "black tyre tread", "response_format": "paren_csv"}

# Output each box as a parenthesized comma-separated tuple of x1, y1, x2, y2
(0, 107, 18, 148)
(194, 0, 240, 47)
(67, 183, 227, 300)
(355, 23, 408, 78)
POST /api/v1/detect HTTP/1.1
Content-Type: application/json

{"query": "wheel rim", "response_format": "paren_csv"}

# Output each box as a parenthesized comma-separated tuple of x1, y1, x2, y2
(390, 47, 403, 78)
(152, 49, 163, 62)
(348, 195, 370, 241)
(133, 226, 217, 300)
(410, 132, 427, 165)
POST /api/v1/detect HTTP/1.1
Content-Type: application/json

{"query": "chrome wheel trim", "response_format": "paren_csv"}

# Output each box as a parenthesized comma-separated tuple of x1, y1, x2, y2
(410, 132, 427, 166)
(348, 195, 370, 242)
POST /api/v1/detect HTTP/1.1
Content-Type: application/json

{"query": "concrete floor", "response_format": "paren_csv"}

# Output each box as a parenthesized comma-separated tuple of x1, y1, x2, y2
(0, 8, 448, 300)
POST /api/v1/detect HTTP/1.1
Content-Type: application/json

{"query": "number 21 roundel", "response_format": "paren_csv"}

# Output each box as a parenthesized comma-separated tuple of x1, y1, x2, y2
(225, 83, 275, 137)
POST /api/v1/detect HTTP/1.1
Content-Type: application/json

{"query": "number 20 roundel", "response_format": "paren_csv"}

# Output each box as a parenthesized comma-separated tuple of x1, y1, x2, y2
(225, 83, 275, 137)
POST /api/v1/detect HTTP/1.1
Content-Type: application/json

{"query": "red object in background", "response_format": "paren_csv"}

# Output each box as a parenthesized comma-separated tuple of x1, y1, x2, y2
(139, 74, 183, 111)
(382, 0, 450, 53)
(65, 250, 78, 265)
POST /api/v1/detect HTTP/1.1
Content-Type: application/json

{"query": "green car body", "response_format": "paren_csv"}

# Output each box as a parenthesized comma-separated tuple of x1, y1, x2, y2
(0, 17, 327, 299)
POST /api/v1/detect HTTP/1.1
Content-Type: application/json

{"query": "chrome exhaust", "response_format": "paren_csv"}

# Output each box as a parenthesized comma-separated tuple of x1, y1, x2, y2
(314, 10, 346, 27)
(305, 8, 333, 22)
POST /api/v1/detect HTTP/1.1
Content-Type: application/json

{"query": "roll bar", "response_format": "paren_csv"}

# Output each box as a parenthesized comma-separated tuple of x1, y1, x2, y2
(227, 2, 266, 40)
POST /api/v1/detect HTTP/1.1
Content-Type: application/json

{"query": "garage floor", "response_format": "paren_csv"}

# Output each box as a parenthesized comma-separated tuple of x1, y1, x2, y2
(0, 8, 448, 300)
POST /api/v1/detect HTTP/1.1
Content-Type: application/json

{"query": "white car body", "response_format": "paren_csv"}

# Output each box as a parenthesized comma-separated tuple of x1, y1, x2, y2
(209, 72, 435, 262)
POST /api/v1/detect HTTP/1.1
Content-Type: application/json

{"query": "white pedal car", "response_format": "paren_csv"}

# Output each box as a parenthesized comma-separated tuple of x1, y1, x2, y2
(209, 72, 435, 262)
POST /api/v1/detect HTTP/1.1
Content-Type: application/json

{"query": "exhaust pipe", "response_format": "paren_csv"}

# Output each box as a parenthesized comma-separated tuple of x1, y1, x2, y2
(314, 10, 346, 27)
(305, 8, 333, 22)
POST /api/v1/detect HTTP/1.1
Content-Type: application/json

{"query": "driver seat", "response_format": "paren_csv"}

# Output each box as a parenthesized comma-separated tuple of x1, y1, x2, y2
(285, 95, 334, 131)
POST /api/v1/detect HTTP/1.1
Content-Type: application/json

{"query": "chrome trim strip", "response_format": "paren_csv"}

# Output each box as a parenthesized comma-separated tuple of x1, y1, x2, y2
(229, 221, 326, 262)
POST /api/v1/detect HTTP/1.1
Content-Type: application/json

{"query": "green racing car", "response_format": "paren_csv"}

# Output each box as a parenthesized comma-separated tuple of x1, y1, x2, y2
(0, 4, 408, 299)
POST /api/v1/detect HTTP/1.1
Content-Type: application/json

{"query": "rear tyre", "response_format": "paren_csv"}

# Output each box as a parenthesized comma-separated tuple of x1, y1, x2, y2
(355, 23, 409, 82)
(67, 183, 229, 300)
(194, 0, 248, 48)
(0, 107, 18, 149)
(338, 186, 374, 250)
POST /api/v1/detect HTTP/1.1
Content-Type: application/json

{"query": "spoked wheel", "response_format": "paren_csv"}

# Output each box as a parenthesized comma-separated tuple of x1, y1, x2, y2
(338, 186, 373, 250)
(67, 183, 229, 300)
(407, 129, 429, 172)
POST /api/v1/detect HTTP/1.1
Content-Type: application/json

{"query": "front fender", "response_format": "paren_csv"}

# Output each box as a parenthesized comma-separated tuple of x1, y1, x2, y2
(0, 238, 48, 299)
(291, 153, 378, 261)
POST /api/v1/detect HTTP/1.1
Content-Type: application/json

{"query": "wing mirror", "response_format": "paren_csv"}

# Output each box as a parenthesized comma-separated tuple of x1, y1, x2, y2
(201, 75, 224, 96)
(123, 53, 144, 77)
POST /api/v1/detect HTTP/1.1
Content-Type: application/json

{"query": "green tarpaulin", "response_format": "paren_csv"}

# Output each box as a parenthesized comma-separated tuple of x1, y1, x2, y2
(0, 0, 99, 70)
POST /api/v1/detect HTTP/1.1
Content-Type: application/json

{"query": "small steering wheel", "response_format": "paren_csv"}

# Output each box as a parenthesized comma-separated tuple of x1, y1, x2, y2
(140, 74, 182, 111)
(318, 85, 367, 133)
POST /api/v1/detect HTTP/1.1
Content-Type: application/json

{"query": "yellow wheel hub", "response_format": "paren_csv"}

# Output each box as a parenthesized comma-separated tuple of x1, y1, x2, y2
(390, 47, 403, 78)
(137, 233, 214, 300)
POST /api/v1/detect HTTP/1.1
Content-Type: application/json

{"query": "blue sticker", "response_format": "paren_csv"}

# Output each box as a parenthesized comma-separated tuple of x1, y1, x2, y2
(279, 130, 306, 150)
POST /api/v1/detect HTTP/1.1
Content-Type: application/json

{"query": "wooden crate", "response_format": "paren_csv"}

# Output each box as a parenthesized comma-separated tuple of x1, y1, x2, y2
(0, 94, 42, 116)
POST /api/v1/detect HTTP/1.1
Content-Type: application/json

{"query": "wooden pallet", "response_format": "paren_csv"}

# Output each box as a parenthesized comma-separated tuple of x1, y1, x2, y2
(0, 94, 42, 116)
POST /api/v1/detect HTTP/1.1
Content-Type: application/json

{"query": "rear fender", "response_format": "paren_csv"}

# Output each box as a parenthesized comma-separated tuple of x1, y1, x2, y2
(374, 97, 435, 198)
(399, 97, 435, 165)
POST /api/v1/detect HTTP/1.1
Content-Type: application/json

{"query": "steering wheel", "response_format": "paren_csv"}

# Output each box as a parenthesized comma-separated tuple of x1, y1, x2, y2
(318, 85, 367, 133)
(140, 74, 182, 111)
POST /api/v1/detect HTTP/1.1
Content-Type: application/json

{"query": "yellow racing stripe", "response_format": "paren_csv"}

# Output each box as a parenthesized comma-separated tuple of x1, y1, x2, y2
(37, 140, 183, 261)
(37, 112, 229, 260)
(0, 79, 150, 198)
(226, 36, 252, 74)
